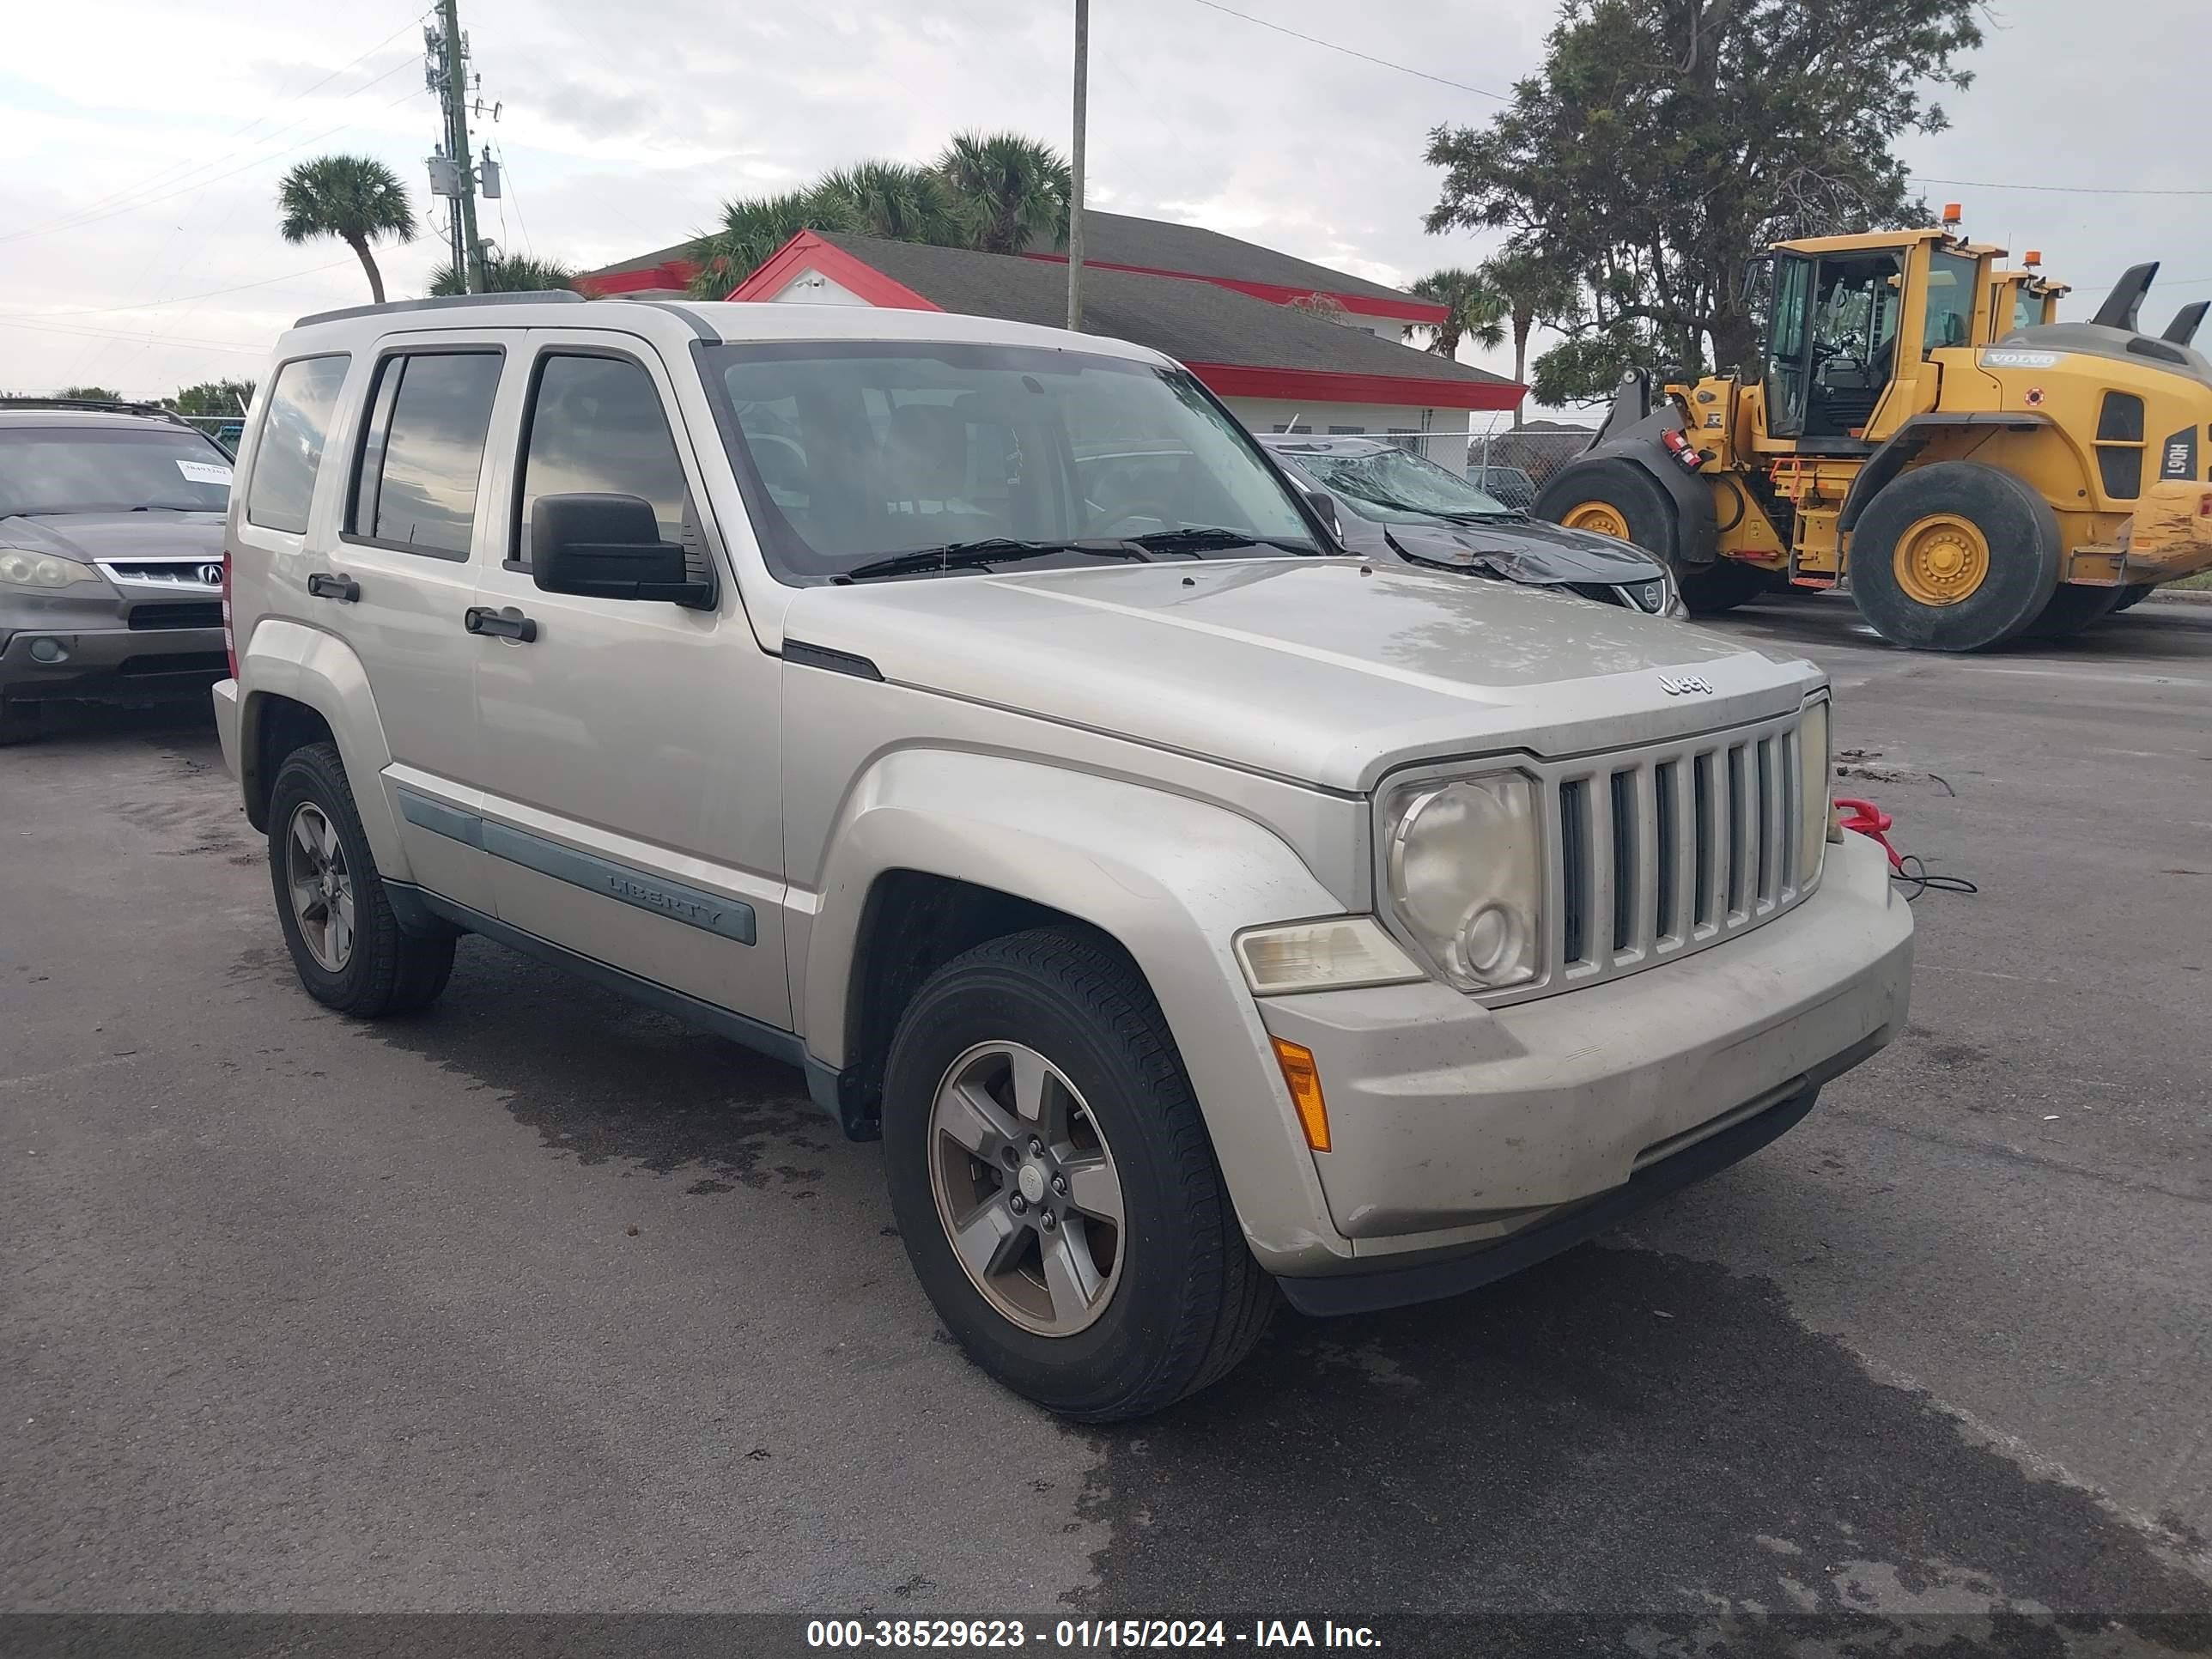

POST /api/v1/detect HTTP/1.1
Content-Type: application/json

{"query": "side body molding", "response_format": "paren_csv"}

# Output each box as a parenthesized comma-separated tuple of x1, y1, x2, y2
(799, 748, 1357, 1268)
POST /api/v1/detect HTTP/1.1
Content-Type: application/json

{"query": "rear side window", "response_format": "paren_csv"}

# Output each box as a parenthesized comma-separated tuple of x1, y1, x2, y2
(349, 351, 502, 558)
(514, 354, 690, 567)
(246, 355, 349, 533)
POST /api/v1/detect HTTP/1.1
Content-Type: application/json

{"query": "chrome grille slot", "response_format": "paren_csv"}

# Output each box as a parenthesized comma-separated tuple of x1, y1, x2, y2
(1526, 708, 1814, 1000)
(96, 558, 222, 589)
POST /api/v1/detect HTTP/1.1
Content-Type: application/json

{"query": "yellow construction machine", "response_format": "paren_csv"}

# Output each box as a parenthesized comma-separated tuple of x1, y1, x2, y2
(1534, 222, 2212, 649)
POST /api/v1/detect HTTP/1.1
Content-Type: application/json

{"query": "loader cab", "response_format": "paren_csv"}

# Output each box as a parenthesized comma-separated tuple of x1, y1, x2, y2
(1752, 230, 1990, 448)
(1990, 268, 2069, 337)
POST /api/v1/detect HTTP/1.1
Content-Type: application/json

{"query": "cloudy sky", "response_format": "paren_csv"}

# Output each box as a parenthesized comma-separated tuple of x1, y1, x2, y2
(3, 0, 2206, 416)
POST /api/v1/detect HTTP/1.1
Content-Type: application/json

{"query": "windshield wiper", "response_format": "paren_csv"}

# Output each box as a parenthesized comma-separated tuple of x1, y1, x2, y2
(1123, 526, 1316, 556)
(838, 537, 1149, 582)
(1437, 509, 1527, 525)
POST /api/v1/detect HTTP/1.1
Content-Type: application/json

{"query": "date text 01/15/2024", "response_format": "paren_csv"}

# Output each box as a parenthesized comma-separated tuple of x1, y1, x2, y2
(805, 1620, 1382, 1649)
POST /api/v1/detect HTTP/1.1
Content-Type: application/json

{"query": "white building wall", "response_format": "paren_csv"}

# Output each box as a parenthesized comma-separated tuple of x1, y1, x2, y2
(1224, 398, 1472, 471)
(762, 267, 872, 306)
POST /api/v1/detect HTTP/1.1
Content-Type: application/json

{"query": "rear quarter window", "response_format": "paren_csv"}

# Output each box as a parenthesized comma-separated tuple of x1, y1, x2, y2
(246, 356, 350, 534)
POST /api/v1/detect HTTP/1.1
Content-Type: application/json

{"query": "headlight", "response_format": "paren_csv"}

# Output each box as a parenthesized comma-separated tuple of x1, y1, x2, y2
(1382, 772, 1543, 991)
(0, 549, 100, 589)
(1796, 700, 1831, 886)
(1234, 917, 1423, 996)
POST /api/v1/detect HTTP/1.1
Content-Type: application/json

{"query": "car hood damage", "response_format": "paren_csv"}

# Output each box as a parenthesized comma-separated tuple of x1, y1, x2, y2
(1376, 515, 1665, 586)
(785, 558, 1817, 793)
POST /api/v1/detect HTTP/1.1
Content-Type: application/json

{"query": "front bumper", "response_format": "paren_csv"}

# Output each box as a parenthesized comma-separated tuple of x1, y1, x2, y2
(0, 623, 228, 702)
(1256, 830, 1911, 1304)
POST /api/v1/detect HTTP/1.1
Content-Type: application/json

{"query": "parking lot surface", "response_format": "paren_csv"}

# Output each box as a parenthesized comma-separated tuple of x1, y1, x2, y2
(4, 595, 2209, 1645)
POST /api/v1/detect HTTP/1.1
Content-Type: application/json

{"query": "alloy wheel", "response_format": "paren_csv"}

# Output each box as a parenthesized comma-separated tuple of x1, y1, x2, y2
(927, 1041, 1126, 1337)
(284, 801, 356, 973)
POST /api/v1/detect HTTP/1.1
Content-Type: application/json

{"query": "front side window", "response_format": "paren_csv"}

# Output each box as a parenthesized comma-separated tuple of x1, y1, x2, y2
(1283, 446, 1512, 524)
(708, 342, 1319, 582)
(0, 424, 234, 520)
(515, 354, 690, 567)
(350, 351, 502, 557)
(246, 355, 348, 533)
(1923, 252, 1978, 357)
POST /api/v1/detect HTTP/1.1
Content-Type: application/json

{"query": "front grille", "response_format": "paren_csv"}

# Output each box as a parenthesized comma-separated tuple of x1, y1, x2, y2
(1547, 710, 1811, 992)
(97, 558, 222, 588)
(1564, 581, 1631, 608)
(126, 601, 222, 630)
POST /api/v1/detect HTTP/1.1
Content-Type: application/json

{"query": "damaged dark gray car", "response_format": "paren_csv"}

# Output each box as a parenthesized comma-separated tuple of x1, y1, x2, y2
(1259, 433, 1683, 618)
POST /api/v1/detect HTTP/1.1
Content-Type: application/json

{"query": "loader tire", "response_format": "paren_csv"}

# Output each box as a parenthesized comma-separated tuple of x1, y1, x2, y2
(2021, 582, 2124, 641)
(1536, 458, 1679, 564)
(2112, 583, 2155, 613)
(1849, 462, 2063, 652)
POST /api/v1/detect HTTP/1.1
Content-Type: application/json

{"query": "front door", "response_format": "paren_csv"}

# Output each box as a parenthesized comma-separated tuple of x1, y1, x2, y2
(465, 332, 790, 1030)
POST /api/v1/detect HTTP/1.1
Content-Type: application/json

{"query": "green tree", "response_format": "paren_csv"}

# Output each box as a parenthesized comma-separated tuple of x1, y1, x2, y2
(811, 161, 967, 245)
(687, 189, 857, 298)
(55, 385, 122, 402)
(1424, 0, 1980, 403)
(276, 154, 417, 304)
(428, 252, 577, 296)
(173, 380, 256, 416)
(1409, 267, 1508, 361)
(936, 131, 1072, 254)
(1478, 246, 1576, 425)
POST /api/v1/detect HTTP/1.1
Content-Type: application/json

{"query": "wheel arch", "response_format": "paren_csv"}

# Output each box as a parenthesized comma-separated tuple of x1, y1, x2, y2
(799, 747, 1352, 1267)
(237, 619, 404, 875)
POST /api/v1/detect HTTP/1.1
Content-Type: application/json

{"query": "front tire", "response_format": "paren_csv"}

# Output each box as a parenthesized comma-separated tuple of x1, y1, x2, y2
(881, 928, 1273, 1421)
(267, 742, 455, 1017)
(1849, 461, 2063, 651)
(2112, 582, 2156, 613)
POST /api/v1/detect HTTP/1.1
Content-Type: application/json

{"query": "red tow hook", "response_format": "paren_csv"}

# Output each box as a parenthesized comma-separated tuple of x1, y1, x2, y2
(1833, 797, 1901, 871)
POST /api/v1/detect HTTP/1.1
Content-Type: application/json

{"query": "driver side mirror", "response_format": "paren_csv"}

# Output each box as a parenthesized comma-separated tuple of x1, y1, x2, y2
(531, 493, 712, 608)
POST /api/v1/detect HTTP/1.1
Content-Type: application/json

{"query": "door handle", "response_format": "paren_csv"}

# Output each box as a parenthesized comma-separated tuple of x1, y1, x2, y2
(306, 571, 359, 602)
(464, 605, 538, 643)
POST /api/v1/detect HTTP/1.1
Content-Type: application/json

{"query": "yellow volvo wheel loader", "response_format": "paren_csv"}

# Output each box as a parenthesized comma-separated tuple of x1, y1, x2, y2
(1533, 227, 2212, 650)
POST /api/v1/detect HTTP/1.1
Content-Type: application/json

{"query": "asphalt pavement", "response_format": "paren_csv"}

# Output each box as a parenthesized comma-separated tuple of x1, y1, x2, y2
(3, 592, 2209, 1651)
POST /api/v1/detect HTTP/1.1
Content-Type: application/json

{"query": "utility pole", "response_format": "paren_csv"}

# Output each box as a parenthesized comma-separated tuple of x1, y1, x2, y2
(428, 0, 487, 294)
(1066, 0, 1088, 331)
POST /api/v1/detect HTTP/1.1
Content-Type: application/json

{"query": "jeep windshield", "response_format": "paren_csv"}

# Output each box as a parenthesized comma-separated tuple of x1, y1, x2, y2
(1281, 444, 1516, 524)
(0, 426, 234, 519)
(707, 342, 1323, 582)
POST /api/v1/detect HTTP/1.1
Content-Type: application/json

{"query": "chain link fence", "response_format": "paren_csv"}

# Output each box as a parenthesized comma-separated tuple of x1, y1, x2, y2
(1462, 419, 1598, 511)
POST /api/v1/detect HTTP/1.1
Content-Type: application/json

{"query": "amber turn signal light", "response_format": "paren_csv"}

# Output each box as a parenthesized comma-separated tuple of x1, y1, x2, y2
(1271, 1036, 1330, 1152)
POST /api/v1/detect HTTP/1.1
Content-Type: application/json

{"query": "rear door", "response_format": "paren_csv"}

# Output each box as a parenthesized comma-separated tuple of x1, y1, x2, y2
(465, 331, 789, 1030)
(328, 331, 514, 912)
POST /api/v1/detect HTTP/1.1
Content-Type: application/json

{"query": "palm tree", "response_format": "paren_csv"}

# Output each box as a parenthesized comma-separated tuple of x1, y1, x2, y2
(811, 161, 968, 246)
(935, 131, 1071, 254)
(686, 189, 853, 298)
(428, 252, 577, 296)
(276, 155, 416, 304)
(1480, 248, 1575, 428)
(1409, 268, 1508, 362)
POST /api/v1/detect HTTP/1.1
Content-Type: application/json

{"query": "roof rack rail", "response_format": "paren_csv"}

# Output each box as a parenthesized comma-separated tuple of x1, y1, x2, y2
(0, 396, 200, 430)
(293, 290, 589, 329)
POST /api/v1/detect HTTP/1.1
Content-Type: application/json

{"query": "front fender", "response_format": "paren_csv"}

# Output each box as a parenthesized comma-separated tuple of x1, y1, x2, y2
(239, 618, 408, 879)
(803, 748, 1356, 1269)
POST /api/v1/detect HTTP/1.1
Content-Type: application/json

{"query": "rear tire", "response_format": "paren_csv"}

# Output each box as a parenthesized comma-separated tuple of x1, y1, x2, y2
(2021, 582, 2124, 641)
(267, 742, 455, 1017)
(2112, 583, 2155, 613)
(881, 927, 1273, 1421)
(1849, 461, 2063, 651)
(1680, 559, 1771, 616)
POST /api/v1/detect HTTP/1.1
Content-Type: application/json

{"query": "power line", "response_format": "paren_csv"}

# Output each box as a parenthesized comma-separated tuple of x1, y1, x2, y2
(0, 316, 268, 354)
(1, 61, 424, 247)
(0, 260, 356, 320)
(9, 15, 428, 240)
(1183, 0, 1508, 101)
(0, 76, 426, 250)
(1917, 175, 2212, 198)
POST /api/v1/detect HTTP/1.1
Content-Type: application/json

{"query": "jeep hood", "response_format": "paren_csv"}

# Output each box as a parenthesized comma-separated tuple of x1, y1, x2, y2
(783, 559, 1820, 793)
(0, 509, 224, 562)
